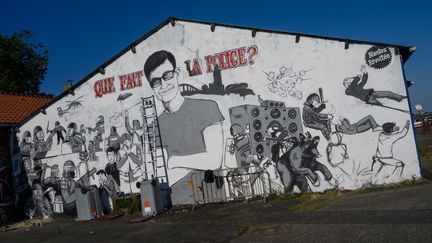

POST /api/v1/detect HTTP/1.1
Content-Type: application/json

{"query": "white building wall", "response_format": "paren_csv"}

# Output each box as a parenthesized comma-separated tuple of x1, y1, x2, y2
(17, 20, 420, 210)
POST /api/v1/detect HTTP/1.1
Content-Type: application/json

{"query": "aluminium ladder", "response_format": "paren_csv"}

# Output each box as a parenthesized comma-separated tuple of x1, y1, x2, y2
(141, 96, 168, 184)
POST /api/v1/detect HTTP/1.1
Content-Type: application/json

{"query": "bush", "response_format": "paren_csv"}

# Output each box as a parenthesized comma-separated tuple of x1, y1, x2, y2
(112, 194, 141, 215)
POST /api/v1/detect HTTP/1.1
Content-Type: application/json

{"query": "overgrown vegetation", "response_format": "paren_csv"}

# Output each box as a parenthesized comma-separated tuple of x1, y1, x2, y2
(112, 195, 141, 215)
(266, 177, 428, 212)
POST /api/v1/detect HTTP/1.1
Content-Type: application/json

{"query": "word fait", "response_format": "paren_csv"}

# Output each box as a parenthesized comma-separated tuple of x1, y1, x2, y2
(94, 70, 144, 98)
(184, 45, 259, 77)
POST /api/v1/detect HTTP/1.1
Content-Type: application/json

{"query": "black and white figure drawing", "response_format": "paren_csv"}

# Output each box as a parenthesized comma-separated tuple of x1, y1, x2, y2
(228, 124, 261, 167)
(57, 95, 85, 120)
(179, 64, 254, 97)
(86, 115, 105, 152)
(124, 110, 143, 146)
(97, 169, 121, 197)
(29, 183, 53, 219)
(66, 122, 85, 153)
(32, 125, 54, 156)
(277, 132, 338, 192)
(143, 50, 225, 186)
(264, 65, 312, 100)
(19, 131, 33, 157)
(60, 160, 77, 213)
(106, 127, 121, 154)
(343, 65, 408, 113)
(105, 146, 121, 187)
(87, 140, 99, 161)
(302, 93, 333, 141)
(303, 89, 385, 169)
(372, 120, 410, 177)
(41, 163, 61, 192)
(117, 133, 142, 186)
(47, 121, 67, 145)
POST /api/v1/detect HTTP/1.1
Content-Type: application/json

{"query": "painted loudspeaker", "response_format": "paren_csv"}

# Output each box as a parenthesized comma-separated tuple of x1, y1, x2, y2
(229, 100, 303, 161)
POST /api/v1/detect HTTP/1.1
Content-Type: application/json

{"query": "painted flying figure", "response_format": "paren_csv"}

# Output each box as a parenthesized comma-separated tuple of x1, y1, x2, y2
(372, 120, 410, 177)
(87, 115, 105, 152)
(343, 65, 406, 107)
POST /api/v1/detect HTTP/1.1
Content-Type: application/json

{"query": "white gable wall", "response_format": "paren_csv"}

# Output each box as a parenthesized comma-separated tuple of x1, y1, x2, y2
(16, 20, 420, 210)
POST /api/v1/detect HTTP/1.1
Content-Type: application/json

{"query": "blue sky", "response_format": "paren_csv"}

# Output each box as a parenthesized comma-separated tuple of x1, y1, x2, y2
(1, 0, 431, 111)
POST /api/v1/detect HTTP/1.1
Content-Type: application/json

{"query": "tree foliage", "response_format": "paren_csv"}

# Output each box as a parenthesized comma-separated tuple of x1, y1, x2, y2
(0, 30, 48, 95)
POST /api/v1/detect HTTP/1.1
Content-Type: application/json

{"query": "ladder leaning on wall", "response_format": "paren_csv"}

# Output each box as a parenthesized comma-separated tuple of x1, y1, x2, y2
(141, 96, 168, 184)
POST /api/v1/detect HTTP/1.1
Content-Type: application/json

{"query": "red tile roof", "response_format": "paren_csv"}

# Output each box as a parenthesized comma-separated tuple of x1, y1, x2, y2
(0, 92, 52, 124)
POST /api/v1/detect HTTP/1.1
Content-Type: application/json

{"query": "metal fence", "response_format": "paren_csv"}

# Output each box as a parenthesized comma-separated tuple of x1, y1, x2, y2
(189, 166, 272, 205)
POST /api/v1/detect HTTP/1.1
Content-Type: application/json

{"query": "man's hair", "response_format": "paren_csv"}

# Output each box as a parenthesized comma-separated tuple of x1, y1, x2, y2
(382, 122, 396, 133)
(96, 169, 106, 176)
(106, 146, 115, 154)
(305, 93, 320, 104)
(144, 50, 176, 81)
(120, 133, 131, 143)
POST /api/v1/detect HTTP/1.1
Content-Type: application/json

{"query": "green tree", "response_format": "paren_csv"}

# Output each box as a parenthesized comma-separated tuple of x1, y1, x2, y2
(0, 30, 48, 95)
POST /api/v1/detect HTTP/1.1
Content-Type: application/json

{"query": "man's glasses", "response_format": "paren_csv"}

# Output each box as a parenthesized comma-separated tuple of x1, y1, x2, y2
(150, 70, 175, 88)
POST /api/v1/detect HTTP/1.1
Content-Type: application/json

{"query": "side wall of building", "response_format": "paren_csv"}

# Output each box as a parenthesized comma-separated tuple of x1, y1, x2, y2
(16, 21, 420, 214)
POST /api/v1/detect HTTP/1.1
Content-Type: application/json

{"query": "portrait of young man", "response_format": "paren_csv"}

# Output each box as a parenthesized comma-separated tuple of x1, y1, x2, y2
(143, 50, 225, 204)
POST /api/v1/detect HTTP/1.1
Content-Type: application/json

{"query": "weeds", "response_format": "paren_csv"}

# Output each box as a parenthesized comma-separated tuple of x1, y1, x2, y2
(266, 177, 427, 212)
(112, 195, 141, 215)
(234, 221, 258, 238)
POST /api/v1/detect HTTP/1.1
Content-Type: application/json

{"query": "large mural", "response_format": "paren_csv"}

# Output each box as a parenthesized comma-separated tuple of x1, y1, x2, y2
(13, 19, 420, 215)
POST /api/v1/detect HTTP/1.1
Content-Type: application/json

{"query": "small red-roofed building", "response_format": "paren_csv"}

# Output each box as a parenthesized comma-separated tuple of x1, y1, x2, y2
(0, 92, 51, 225)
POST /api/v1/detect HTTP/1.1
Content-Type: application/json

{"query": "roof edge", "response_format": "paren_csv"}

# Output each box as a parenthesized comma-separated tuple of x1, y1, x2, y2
(171, 17, 414, 63)
(16, 16, 415, 129)
(16, 17, 174, 128)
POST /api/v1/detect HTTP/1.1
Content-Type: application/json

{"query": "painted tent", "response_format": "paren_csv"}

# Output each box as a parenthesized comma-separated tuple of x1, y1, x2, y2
(14, 17, 420, 214)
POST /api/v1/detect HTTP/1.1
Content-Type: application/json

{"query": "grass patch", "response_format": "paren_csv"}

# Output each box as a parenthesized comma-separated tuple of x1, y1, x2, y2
(287, 190, 345, 212)
(112, 194, 141, 215)
(234, 221, 258, 238)
(266, 177, 428, 212)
